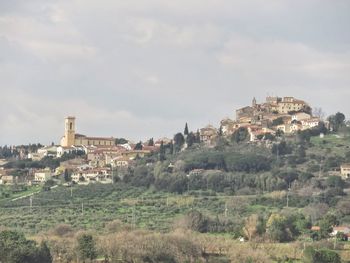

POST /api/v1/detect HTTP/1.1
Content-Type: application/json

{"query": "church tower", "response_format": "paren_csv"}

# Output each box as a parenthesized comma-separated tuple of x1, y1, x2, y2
(252, 97, 257, 108)
(62, 116, 76, 147)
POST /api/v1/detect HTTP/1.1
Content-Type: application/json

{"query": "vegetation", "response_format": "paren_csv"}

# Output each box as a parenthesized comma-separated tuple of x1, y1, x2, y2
(1, 111, 350, 262)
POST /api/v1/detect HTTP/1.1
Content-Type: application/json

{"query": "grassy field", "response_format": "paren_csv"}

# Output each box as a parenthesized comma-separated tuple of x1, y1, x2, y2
(0, 183, 291, 237)
(310, 134, 350, 156)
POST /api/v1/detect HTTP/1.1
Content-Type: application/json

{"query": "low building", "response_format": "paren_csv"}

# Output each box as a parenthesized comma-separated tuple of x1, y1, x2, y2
(34, 169, 52, 183)
(121, 150, 151, 159)
(292, 112, 311, 121)
(0, 175, 16, 185)
(37, 146, 58, 158)
(341, 164, 350, 179)
(301, 118, 320, 130)
(331, 226, 350, 239)
(112, 157, 131, 167)
(200, 125, 218, 145)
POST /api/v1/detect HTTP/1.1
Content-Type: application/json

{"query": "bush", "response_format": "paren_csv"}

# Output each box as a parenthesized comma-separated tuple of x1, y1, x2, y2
(303, 247, 341, 263)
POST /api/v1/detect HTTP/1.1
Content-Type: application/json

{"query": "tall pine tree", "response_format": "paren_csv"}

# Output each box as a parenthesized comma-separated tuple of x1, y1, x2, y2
(184, 123, 189, 136)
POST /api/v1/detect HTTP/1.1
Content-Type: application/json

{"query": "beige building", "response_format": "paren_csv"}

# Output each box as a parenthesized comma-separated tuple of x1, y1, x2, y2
(340, 164, 350, 179)
(34, 169, 52, 183)
(60, 116, 115, 147)
(0, 175, 15, 185)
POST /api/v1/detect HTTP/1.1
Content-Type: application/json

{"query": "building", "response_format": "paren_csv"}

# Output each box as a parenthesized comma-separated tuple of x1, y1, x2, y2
(236, 96, 310, 123)
(331, 226, 350, 239)
(292, 112, 311, 122)
(34, 169, 52, 183)
(200, 125, 218, 145)
(340, 164, 350, 179)
(60, 116, 115, 147)
(0, 175, 16, 185)
(301, 118, 320, 130)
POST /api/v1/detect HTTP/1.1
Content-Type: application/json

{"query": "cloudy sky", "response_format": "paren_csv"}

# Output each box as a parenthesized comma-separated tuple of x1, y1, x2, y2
(0, 0, 349, 145)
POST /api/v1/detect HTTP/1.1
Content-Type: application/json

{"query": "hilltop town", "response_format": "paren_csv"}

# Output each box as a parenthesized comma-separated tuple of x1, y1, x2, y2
(0, 96, 344, 187)
(1, 96, 350, 262)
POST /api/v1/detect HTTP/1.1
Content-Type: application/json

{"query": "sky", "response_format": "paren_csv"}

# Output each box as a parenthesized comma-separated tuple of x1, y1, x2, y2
(0, 0, 349, 145)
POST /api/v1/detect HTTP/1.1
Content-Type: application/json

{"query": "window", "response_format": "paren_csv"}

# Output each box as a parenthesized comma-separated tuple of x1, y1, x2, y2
(70, 122, 73, 130)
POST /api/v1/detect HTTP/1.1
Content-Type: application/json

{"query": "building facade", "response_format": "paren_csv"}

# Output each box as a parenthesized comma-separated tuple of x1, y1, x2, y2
(60, 117, 115, 147)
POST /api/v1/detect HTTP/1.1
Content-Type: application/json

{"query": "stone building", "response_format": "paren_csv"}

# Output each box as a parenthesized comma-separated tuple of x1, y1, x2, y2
(60, 116, 115, 147)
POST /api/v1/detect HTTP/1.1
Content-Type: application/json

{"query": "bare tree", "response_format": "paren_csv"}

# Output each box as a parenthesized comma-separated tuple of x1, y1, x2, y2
(313, 107, 326, 120)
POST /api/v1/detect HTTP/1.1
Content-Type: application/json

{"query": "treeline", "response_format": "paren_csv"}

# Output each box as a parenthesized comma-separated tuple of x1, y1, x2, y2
(4, 151, 85, 170)
(0, 230, 52, 263)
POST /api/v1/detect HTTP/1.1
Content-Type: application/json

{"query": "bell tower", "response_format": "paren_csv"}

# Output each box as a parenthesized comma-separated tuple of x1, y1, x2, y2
(62, 116, 76, 147)
(252, 97, 257, 107)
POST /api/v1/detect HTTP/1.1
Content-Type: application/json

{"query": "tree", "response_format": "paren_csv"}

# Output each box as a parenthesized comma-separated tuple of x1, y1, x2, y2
(173, 133, 185, 152)
(243, 214, 265, 241)
(195, 130, 201, 143)
(115, 138, 128, 145)
(266, 213, 291, 242)
(319, 214, 338, 238)
(148, 138, 154, 146)
(303, 247, 341, 263)
(64, 169, 71, 182)
(186, 132, 196, 147)
(272, 117, 284, 126)
(326, 176, 345, 189)
(184, 123, 189, 136)
(159, 141, 166, 161)
(313, 107, 326, 120)
(328, 112, 345, 132)
(0, 230, 52, 263)
(37, 241, 53, 263)
(77, 234, 97, 262)
(134, 141, 143, 150)
(218, 125, 223, 136)
(231, 127, 249, 143)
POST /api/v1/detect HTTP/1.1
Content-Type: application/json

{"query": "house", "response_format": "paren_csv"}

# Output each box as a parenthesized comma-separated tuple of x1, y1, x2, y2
(57, 146, 76, 158)
(155, 138, 172, 147)
(276, 124, 291, 134)
(340, 164, 350, 179)
(72, 168, 111, 183)
(311, 226, 320, 231)
(27, 152, 44, 161)
(292, 112, 311, 121)
(200, 125, 218, 145)
(220, 118, 239, 136)
(301, 118, 320, 130)
(37, 146, 58, 158)
(112, 157, 132, 167)
(331, 226, 350, 240)
(121, 150, 151, 159)
(34, 169, 52, 183)
(0, 175, 16, 185)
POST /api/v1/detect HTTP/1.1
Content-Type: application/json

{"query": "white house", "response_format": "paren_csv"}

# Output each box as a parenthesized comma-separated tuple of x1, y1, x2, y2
(301, 118, 320, 130)
(34, 169, 52, 183)
(292, 112, 311, 122)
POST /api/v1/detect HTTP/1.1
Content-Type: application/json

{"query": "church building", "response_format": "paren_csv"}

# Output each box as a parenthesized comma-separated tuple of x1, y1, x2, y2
(60, 116, 115, 147)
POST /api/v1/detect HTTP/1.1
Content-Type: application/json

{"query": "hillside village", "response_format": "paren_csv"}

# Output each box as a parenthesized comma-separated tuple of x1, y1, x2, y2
(2, 96, 350, 262)
(1, 95, 349, 187)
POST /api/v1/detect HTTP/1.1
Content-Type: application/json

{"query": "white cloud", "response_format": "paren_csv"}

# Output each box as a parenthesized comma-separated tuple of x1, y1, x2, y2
(0, 0, 349, 145)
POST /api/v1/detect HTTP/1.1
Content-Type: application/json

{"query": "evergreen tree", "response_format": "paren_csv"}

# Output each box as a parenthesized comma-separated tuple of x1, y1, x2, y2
(64, 169, 71, 182)
(159, 141, 166, 161)
(148, 138, 154, 146)
(184, 123, 189, 136)
(195, 130, 201, 143)
(77, 234, 97, 263)
(134, 141, 143, 150)
(173, 133, 185, 153)
(218, 125, 223, 136)
(186, 132, 196, 147)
